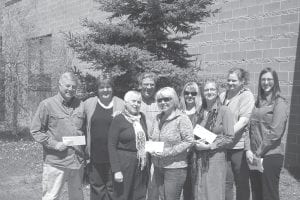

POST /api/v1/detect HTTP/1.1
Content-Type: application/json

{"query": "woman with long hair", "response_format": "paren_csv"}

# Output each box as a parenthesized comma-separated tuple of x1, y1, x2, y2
(193, 80, 234, 200)
(180, 81, 202, 200)
(247, 68, 288, 200)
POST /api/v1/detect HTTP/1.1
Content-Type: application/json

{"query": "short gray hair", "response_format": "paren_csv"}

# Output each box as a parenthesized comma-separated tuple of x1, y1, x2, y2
(59, 72, 78, 85)
(124, 90, 142, 102)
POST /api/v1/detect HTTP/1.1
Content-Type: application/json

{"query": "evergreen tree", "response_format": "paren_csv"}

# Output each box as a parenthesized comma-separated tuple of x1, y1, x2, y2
(67, 0, 216, 95)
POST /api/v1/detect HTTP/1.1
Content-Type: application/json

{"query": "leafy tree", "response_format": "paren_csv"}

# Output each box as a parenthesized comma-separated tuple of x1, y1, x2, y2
(67, 0, 217, 95)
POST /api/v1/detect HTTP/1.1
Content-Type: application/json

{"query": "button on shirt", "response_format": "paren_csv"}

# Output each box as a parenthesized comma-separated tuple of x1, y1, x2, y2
(30, 93, 85, 169)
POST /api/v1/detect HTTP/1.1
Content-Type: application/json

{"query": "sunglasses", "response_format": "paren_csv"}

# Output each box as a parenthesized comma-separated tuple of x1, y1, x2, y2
(184, 91, 197, 96)
(157, 97, 172, 103)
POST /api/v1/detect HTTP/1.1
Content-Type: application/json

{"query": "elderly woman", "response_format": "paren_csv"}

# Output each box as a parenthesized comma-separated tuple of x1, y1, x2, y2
(83, 76, 124, 200)
(247, 68, 288, 200)
(193, 80, 234, 200)
(149, 87, 194, 200)
(220, 68, 255, 200)
(179, 82, 202, 200)
(108, 91, 148, 200)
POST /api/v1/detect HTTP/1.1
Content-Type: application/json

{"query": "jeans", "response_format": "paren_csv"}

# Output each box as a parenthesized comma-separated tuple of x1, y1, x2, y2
(42, 163, 84, 200)
(152, 167, 187, 200)
(250, 154, 284, 200)
(225, 149, 250, 200)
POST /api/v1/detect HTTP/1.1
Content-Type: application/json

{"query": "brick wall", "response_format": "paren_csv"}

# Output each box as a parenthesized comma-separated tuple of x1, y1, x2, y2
(189, 0, 300, 169)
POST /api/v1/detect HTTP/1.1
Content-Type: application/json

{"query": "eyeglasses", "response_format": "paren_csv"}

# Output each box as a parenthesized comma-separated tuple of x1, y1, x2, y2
(261, 78, 274, 82)
(184, 91, 197, 96)
(157, 97, 172, 103)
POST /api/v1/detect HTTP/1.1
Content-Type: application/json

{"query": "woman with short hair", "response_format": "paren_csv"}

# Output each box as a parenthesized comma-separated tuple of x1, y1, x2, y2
(149, 87, 194, 200)
(83, 76, 124, 200)
(247, 68, 288, 200)
(108, 91, 149, 200)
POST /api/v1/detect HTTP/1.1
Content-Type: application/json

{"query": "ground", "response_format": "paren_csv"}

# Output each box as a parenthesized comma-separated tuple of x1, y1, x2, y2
(0, 139, 299, 200)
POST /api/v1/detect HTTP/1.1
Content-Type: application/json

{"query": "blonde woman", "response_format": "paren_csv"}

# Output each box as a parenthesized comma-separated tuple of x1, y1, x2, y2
(149, 87, 194, 200)
(180, 82, 202, 200)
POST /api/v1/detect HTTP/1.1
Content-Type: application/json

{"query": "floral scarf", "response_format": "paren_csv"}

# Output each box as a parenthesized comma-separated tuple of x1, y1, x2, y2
(197, 106, 219, 174)
(122, 109, 147, 170)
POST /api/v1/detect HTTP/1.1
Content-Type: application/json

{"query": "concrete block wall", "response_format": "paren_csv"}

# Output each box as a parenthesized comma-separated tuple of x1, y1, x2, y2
(1, 0, 299, 169)
(189, 0, 300, 169)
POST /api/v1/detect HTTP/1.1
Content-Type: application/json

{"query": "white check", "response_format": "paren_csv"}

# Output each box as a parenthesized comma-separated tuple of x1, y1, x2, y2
(145, 141, 164, 153)
(62, 136, 86, 146)
(193, 124, 217, 144)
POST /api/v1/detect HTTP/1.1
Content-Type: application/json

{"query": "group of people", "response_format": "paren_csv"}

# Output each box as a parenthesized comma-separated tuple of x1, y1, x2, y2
(30, 67, 288, 200)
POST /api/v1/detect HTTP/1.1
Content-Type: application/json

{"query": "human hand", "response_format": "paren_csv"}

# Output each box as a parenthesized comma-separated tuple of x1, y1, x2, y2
(150, 151, 165, 158)
(55, 142, 68, 151)
(210, 142, 217, 150)
(246, 150, 254, 164)
(112, 110, 122, 117)
(114, 171, 123, 183)
(195, 140, 210, 150)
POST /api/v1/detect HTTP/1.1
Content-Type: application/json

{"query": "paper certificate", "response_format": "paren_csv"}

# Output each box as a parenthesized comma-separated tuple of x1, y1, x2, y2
(248, 158, 264, 173)
(62, 136, 86, 146)
(193, 124, 217, 144)
(145, 141, 164, 153)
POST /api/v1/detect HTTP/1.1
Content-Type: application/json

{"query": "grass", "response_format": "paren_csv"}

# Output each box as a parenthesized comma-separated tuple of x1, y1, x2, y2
(0, 138, 299, 200)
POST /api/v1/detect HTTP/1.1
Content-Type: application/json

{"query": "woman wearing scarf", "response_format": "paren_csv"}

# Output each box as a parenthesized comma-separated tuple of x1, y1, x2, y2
(194, 80, 234, 200)
(149, 87, 194, 200)
(179, 82, 202, 200)
(83, 76, 124, 200)
(108, 91, 148, 200)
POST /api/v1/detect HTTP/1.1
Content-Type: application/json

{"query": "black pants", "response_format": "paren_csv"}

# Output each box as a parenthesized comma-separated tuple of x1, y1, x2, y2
(113, 150, 148, 200)
(250, 154, 284, 200)
(225, 149, 250, 200)
(89, 162, 114, 200)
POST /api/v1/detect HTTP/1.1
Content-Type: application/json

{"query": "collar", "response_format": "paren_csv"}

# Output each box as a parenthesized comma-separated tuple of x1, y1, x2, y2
(142, 98, 156, 105)
(97, 97, 113, 109)
(57, 93, 74, 107)
(223, 87, 249, 105)
(157, 109, 182, 122)
(184, 107, 196, 115)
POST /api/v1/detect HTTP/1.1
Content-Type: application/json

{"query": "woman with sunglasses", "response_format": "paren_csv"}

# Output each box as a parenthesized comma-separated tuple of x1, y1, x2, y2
(220, 68, 255, 200)
(193, 80, 234, 200)
(179, 82, 202, 200)
(248, 68, 288, 200)
(149, 87, 194, 200)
